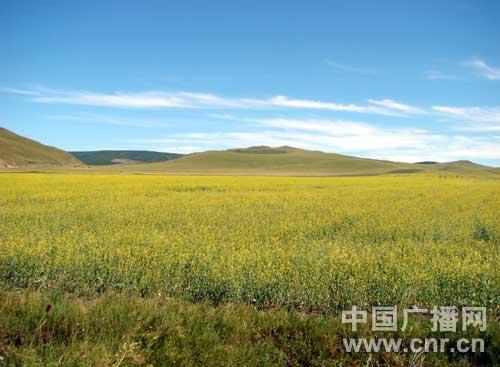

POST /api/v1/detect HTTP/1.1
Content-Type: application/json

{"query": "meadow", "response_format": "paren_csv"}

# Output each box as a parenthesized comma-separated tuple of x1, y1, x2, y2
(0, 173, 499, 365)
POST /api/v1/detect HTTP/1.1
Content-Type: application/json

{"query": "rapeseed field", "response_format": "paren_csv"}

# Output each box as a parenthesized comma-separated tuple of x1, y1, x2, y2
(1, 173, 498, 312)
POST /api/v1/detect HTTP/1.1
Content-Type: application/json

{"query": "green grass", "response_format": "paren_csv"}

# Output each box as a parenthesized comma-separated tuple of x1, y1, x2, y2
(1, 290, 498, 366)
(70, 150, 183, 165)
(0, 128, 82, 167)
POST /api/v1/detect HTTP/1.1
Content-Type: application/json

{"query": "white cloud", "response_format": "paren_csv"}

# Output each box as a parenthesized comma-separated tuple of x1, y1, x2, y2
(433, 105, 500, 131)
(253, 118, 375, 135)
(423, 70, 457, 80)
(36, 90, 192, 108)
(256, 96, 423, 116)
(369, 136, 500, 162)
(463, 59, 500, 80)
(1, 85, 425, 117)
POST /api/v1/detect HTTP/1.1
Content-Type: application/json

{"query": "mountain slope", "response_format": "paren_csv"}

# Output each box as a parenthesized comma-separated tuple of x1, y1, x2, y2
(0, 127, 83, 167)
(71, 150, 183, 165)
(130, 146, 420, 175)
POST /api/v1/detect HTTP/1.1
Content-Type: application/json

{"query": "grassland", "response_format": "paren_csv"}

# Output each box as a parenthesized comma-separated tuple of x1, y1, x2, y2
(0, 173, 498, 365)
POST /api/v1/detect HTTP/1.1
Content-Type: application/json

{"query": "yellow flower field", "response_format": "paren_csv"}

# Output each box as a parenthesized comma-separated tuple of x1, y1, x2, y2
(1, 173, 498, 312)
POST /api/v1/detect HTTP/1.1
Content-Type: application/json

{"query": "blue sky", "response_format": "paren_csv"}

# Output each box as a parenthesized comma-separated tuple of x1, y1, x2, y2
(1, 0, 499, 165)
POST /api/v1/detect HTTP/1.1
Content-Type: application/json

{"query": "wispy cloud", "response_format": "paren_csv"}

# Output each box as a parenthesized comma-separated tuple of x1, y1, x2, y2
(433, 105, 500, 131)
(34, 88, 197, 108)
(253, 118, 375, 135)
(0, 87, 42, 96)
(367, 99, 426, 115)
(463, 59, 500, 80)
(324, 59, 377, 75)
(2, 85, 425, 117)
(423, 70, 457, 80)
(367, 136, 500, 162)
(47, 112, 165, 127)
(247, 96, 422, 116)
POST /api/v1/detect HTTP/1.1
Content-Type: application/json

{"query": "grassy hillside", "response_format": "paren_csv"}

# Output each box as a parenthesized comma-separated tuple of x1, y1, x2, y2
(71, 150, 183, 165)
(133, 146, 418, 175)
(0, 127, 82, 167)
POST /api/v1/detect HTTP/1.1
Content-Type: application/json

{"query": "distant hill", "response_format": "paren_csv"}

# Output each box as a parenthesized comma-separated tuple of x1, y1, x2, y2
(109, 146, 497, 176)
(128, 146, 422, 175)
(0, 127, 82, 167)
(429, 160, 500, 175)
(70, 150, 183, 165)
(2, 130, 497, 176)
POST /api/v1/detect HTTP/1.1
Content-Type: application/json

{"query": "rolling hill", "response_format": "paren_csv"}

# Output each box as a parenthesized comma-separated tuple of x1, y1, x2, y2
(0, 127, 82, 167)
(1, 128, 498, 176)
(71, 150, 183, 165)
(121, 146, 424, 175)
(109, 146, 497, 176)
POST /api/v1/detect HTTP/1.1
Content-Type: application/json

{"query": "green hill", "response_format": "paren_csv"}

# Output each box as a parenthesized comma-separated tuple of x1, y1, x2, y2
(0, 127, 82, 167)
(70, 150, 183, 165)
(2, 130, 497, 176)
(129, 146, 421, 175)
